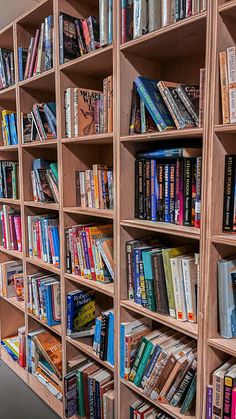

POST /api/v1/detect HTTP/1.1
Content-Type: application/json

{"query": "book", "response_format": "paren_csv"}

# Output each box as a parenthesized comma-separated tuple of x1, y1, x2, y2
(32, 330, 62, 379)
(217, 256, 236, 338)
(67, 289, 95, 338)
(176, 84, 200, 126)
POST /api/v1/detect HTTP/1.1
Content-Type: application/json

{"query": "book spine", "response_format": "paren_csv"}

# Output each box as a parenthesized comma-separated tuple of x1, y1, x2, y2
(182, 258, 197, 322)
(126, 242, 135, 301)
(99, 0, 109, 46)
(170, 361, 197, 406)
(206, 384, 213, 419)
(139, 260, 148, 307)
(108, 0, 113, 44)
(170, 163, 176, 224)
(141, 345, 161, 388)
(150, 159, 157, 221)
(129, 338, 147, 382)
(133, 0, 147, 39)
(227, 47, 236, 124)
(213, 373, 225, 418)
(28, 30, 40, 78)
(148, 0, 161, 32)
(133, 341, 154, 387)
(219, 51, 230, 124)
(103, 77, 108, 133)
(223, 375, 236, 417)
(121, 0, 127, 43)
(184, 158, 193, 226)
(223, 155, 235, 231)
(231, 388, 236, 419)
(145, 159, 151, 220)
(136, 159, 145, 219)
(107, 75, 113, 133)
(195, 156, 202, 228)
(164, 164, 170, 223)
(199, 68, 205, 127)
(133, 248, 142, 305)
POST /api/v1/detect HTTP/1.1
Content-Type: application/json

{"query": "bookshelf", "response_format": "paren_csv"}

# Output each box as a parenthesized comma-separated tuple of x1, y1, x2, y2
(0, 0, 233, 418)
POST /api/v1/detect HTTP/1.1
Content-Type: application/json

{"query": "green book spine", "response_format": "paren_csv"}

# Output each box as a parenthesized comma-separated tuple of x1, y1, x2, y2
(133, 341, 154, 387)
(77, 370, 85, 417)
(129, 337, 148, 382)
(162, 249, 176, 317)
(145, 278, 156, 311)
(50, 162, 58, 181)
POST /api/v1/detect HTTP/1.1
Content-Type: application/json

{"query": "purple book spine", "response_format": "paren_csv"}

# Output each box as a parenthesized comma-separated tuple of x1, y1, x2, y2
(81, 230, 91, 278)
(206, 384, 213, 419)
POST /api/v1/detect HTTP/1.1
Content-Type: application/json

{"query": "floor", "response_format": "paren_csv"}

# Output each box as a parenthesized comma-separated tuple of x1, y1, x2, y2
(0, 359, 60, 419)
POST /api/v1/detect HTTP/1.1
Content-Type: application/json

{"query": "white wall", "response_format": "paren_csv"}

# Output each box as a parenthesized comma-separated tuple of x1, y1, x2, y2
(0, 0, 40, 29)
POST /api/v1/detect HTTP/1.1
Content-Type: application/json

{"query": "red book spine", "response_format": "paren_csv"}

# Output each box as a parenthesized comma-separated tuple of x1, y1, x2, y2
(18, 331, 26, 368)
(186, 0, 192, 17)
(14, 215, 22, 252)
(36, 220, 42, 259)
(121, 4, 127, 43)
(81, 19, 91, 52)
(28, 29, 40, 78)
(231, 387, 236, 419)
(9, 215, 17, 250)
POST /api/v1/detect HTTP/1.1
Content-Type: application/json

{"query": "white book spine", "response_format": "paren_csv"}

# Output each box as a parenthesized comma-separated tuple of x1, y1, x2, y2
(161, 0, 172, 27)
(227, 46, 236, 123)
(133, 0, 147, 39)
(182, 257, 197, 322)
(170, 258, 188, 321)
(99, 0, 109, 46)
(192, 0, 200, 14)
(36, 22, 45, 75)
(74, 88, 78, 137)
(148, 0, 161, 32)
(79, 171, 86, 207)
(85, 170, 93, 208)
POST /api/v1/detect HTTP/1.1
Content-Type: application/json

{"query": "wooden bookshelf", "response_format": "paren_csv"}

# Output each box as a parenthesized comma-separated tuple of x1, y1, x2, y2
(0, 0, 233, 418)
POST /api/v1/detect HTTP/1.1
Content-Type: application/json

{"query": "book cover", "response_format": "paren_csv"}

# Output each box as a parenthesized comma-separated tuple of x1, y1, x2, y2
(33, 330, 62, 379)
(67, 289, 95, 337)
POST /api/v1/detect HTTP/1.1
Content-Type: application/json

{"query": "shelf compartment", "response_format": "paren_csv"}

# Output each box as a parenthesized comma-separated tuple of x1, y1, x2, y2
(24, 201, 59, 211)
(208, 337, 236, 357)
(18, 68, 55, 89)
(66, 336, 114, 372)
(61, 133, 113, 145)
(121, 379, 195, 419)
(28, 312, 62, 337)
(26, 257, 61, 275)
(28, 373, 63, 417)
(65, 273, 114, 298)
(1, 346, 28, 383)
(121, 300, 198, 339)
(0, 295, 25, 313)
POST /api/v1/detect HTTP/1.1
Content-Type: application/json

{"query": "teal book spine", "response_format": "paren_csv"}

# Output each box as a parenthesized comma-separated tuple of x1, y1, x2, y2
(129, 337, 148, 382)
(133, 340, 154, 387)
(142, 251, 156, 311)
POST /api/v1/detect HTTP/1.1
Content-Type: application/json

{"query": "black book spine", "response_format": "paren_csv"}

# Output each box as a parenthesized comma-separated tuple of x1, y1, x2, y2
(175, 0, 180, 21)
(145, 159, 151, 220)
(136, 159, 145, 219)
(169, 163, 176, 224)
(156, 253, 169, 315)
(183, 158, 193, 226)
(223, 155, 236, 231)
(100, 312, 109, 361)
(179, 0, 186, 20)
(135, 160, 139, 218)
(65, 228, 72, 274)
(151, 253, 162, 314)
(157, 164, 165, 222)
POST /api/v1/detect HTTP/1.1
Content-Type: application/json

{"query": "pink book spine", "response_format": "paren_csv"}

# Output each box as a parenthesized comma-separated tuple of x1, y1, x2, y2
(186, 0, 192, 17)
(9, 215, 17, 250)
(14, 215, 22, 252)
(28, 29, 40, 78)
(231, 387, 236, 419)
(1, 212, 6, 248)
(48, 226, 55, 266)
(175, 159, 184, 225)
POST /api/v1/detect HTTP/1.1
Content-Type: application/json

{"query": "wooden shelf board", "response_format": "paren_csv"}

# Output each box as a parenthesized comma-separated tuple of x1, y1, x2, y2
(219, 0, 236, 17)
(121, 300, 198, 339)
(60, 45, 113, 77)
(66, 336, 114, 372)
(121, 128, 203, 143)
(21, 139, 58, 148)
(0, 198, 20, 205)
(0, 84, 16, 100)
(215, 124, 236, 133)
(120, 12, 206, 61)
(65, 273, 114, 297)
(0, 145, 18, 151)
(24, 201, 59, 210)
(208, 337, 236, 357)
(0, 246, 23, 259)
(211, 234, 236, 246)
(28, 373, 63, 418)
(63, 206, 114, 219)
(1, 347, 28, 383)
(120, 380, 195, 419)
(61, 133, 113, 145)
(18, 68, 55, 89)
(121, 219, 200, 240)
(26, 257, 61, 275)
(28, 312, 62, 336)
(0, 295, 25, 312)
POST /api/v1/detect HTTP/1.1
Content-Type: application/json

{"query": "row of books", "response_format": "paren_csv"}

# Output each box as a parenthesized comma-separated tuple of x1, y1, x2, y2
(65, 76, 113, 138)
(206, 359, 236, 419)
(65, 223, 114, 282)
(27, 328, 62, 400)
(1, 327, 26, 368)
(135, 148, 202, 227)
(121, 0, 207, 43)
(59, 4, 113, 65)
(120, 320, 197, 414)
(219, 46, 236, 125)
(27, 215, 60, 267)
(76, 165, 113, 210)
(0, 260, 23, 298)
(27, 273, 61, 327)
(93, 308, 114, 366)
(223, 155, 236, 232)
(130, 399, 171, 418)
(21, 102, 57, 143)
(0, 160, 18, 199)
(18, 15, 53, 81)
(0, 48, 14, 89)
(64, 356, 114, 418)
(0, 205, 22, 252)
(31, 159, 59, 203)
(1, 110, 18, 145)
(126, 239, 199, 322)
(130, 75, 204, 134)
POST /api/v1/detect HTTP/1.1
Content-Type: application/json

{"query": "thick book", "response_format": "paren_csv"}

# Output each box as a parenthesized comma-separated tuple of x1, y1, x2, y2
(218, 257, 236, 338)
(32, 330, 62, 379)
(67, 289, 95, 337)
(176, 84, 200, 126)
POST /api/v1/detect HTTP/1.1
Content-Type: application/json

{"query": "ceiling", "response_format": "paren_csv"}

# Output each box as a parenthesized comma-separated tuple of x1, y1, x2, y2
(0, 0, 40, 29)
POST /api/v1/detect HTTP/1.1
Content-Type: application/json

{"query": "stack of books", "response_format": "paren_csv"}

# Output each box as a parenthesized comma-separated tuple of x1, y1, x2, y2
(135, 148, 202, 228)
(93, 309, 114, 366)
(31, 159, 59, 203)
(0, 48, 15, 89)
(0, 160, 18, 199)
(18, 15, 53, 81)
(0, 205, 22, 252)
(21, 102, 57, 143)
(64, 357, 114, 418)
(65, 76, 113, 137)
(206, 359, 236, 419)
(1, 326, 26, 368)
(27, 329, 62, 400)
(27, 215, 60, 267)
(126, 239, 199, 323)
(1, 110, 18, 145)
(67, 288, 95, 339)
(27, 273, 61, 327)
(130, 399, 171, 418)
(0, 260, 23, 298)
(59, 3, 113, 65)
(129, 75, 205, 134)
(65, 223, 114, 282)
(120, 321, 197, 414)
(76, 164, 113, 210)
(223, 155, 236, 232)
(219, 46, 236, 125)
(122, 0, 207, 43)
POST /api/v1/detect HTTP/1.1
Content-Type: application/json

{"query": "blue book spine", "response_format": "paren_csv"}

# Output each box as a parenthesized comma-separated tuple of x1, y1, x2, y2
(107, 311, 114, 366)
(141, 345, 162, 387)
(54, 225, 60, 267)
(108, 0, 113, 44)
(67, 294, 74, 334)
(44, 103, 56, 126)
(137, 148, 183, 159)
(9, 113, 18, 144)
(44, 284, 50, 324)
(133, 248, 142, 305)
(50, 225, 58, 266)
(5, 115, 11, 145)
(43, 107, 57, 137)
(120, 324, 125, 378)
(18, 47, 24, 81)
(44, 15, 53, 71)
(97, 318, 102, 355)
(27, 337, 32, 372)
(164, 164, 171, 223)
(93, 317, 100, 352)
(40, 218, 47, 262)
(135, 76, 175, 132)
(43, 219, 51, 263)
(150, 159, 157, 221)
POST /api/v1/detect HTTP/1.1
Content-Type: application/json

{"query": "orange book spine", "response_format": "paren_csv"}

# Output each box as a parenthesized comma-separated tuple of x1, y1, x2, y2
(219, 51, 230, 124)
